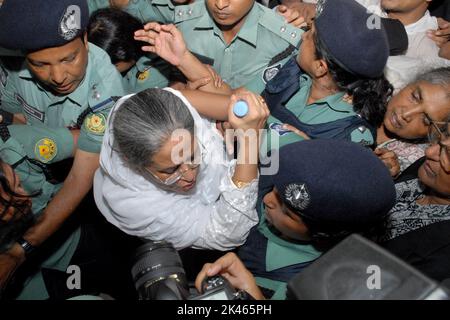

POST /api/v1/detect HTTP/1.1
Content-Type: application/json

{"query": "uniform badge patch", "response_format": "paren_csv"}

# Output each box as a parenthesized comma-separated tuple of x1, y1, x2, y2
(136, 68, 150, 81)
(269, 123, 292, 136)
(35, 138, 58, 163)
(263, 64, 281, 84)
(59, 5, 82, 41)
(85, 113, 106, 134)
(285, 183, 311, 211)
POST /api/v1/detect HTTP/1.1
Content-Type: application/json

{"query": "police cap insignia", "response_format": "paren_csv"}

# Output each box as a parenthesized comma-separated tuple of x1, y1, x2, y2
(285, 183, 311, 211)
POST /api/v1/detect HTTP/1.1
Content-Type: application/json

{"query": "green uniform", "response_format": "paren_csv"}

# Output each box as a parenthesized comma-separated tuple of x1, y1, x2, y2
(0, 44, 124, 300)
(87, 0, 176, 23)
(240, 73, 374, 297)
(0, 43, 125, 154)
(174, 1, 302, 88)
(253, 203, 321, 298)
(247, 73, 375, 152)
(123, 54, 171, 93)
(0, 124, 79, 300)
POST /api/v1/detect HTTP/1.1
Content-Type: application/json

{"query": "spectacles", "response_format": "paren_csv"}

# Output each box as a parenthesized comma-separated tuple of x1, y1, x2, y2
(427, 116, 450, 170)
(145, 140, 205, 186)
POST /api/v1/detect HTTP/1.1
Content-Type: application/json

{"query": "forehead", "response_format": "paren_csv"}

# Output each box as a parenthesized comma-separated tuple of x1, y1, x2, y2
(151, 132, 196, 169)
(416, 82, 450, 118)
(26, 37, 84, 62)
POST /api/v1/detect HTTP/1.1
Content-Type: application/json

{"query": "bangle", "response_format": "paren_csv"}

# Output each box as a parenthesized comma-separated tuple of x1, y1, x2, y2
(232, 178, 250, 189)
(17, 237, 35, 257)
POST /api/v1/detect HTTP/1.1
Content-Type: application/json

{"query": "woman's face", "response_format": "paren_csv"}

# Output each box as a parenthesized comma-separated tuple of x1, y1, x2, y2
(0, 162, 30, 222)
(383, 81, 450, 139)
(146, 130, 200, 193)
(418, 135, 450, 197)
(297, 22, 318, 76)
(262, 188, 310, 241)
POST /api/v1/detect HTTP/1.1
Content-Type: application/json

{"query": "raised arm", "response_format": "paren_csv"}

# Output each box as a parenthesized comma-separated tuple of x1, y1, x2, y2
(134, 22, 232, 94)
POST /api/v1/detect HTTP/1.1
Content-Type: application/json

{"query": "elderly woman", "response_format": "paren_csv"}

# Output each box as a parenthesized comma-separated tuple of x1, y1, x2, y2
(376, 67, 450, 177)
(93, 88, 269, 250)
(373, 119, 450, 281)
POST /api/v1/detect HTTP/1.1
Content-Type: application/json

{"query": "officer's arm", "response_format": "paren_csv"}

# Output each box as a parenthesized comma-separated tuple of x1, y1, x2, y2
(6, 149, 98, 266)
(135, 23, 232, 94)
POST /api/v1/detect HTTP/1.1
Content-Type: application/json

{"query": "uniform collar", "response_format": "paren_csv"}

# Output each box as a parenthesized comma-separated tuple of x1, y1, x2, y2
(194, 2, 261, 46)
(302, 74, 351, 113)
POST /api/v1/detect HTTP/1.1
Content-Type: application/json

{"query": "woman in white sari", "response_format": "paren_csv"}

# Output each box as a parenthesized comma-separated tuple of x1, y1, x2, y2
(94, 87, 268, 250)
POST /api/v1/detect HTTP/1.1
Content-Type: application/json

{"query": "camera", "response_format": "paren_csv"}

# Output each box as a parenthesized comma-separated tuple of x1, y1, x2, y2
(131, 241, 251, 300)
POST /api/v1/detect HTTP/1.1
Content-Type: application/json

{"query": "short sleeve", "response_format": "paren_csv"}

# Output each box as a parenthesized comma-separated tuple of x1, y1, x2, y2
(8, 124, 75, 163)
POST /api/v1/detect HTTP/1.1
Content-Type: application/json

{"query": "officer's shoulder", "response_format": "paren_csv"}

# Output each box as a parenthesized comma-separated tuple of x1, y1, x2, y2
(87, 42, 114, 69)
(173, 0, 206, 24)
(257, 5, 302, 46)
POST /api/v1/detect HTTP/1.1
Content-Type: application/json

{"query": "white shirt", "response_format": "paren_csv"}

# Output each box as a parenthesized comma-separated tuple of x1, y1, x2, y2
(93, 88, 259, 250)
(356, 1, 450, 91)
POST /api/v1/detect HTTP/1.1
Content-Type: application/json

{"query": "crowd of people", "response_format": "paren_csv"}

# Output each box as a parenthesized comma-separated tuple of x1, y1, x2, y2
(0, 0, 449, 300)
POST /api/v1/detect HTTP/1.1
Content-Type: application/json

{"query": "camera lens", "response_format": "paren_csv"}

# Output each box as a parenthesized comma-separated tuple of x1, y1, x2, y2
(131, 241, 189, 300)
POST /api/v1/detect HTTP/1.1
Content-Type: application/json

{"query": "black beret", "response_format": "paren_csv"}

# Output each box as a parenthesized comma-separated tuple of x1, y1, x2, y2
(0, 0, 89, 51)
(315, 0, 389, 78)
(272, 140, 396, 234)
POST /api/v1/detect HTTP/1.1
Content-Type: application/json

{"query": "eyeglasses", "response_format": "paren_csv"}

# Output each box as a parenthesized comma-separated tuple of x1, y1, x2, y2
(427, 116, 450, 170)
(145, 140, 205, 186)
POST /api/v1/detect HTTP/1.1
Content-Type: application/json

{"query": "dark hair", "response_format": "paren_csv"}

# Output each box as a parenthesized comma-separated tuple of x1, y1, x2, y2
(87, 8, 145, 64)
(314, 35, 393, 128)
(0, 160, 35, 254)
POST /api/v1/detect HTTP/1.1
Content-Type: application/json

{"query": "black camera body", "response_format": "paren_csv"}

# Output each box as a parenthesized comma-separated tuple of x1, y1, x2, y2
(131, 241, 249, 300)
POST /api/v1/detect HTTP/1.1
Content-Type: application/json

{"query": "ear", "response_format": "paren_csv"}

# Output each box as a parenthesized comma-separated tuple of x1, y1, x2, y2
(311, 58, 329, 78)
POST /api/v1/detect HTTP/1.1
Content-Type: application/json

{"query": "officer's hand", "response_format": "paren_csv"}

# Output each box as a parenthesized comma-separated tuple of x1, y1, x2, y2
(282, 123, 310, 140)
(438, 42, 450, 60)
(205, 64, 224, 89)
(281, 2, 316, 25)
(276, 5, 307, 28)
(135, 23, 189, 67)
(195, 252, 265, 300)
(375, 148, 401, 178)
(427, 18, 450, 48)
(0, 243, 26, 292)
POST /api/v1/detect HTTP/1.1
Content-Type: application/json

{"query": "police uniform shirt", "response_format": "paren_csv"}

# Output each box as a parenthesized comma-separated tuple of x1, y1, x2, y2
(123, 54, 171, 93)
(174, 0, 301, 88)
(88, 0, 176, 23)
(0, 43, 126, 154)
(249, 73, 375, 151)
(0, 124, 81, 300)
(250, 202, 322, 296)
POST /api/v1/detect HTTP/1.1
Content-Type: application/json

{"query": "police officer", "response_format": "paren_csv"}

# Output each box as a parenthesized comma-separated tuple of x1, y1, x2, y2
(0, 0, 125, 295)
(87, 8, 172, 93)
(238, 140, 396, 298)
(244, 0, 393, 151)
(138, 0, 303, 89)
